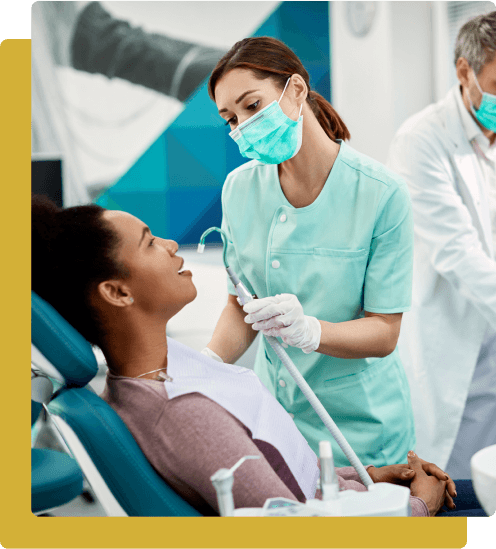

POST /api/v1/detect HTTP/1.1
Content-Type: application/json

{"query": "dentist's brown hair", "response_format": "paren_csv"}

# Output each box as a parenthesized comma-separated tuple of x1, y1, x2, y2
(208, 36, 350, 141)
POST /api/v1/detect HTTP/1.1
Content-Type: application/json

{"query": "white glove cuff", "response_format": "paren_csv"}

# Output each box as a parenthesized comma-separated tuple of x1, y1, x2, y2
(201, 347, 224, 363)
(301, 316, 321, 354)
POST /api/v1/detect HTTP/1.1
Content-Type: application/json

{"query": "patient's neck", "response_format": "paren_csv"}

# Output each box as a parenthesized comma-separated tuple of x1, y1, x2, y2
(102, 314, 169, 380)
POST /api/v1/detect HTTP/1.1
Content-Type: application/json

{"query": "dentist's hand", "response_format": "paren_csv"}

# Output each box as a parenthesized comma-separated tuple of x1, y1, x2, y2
(243, 294, 321, 354)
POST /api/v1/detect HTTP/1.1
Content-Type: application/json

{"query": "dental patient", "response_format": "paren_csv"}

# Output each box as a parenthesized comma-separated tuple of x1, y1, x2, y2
(33, 195, 478, 517)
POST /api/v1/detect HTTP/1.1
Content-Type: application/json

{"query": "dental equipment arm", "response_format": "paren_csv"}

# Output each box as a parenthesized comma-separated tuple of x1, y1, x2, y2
(198, 228, 373, 488)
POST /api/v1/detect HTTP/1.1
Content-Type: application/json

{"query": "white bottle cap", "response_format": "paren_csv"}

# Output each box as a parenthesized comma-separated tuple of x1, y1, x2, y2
(197, 243, 205, 253)
(319, 441, 333, 459)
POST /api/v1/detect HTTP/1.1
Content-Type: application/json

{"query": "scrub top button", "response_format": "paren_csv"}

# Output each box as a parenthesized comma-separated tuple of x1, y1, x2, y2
(279, 214, 287, 223)
(272, 260, 280, 269)
(289, 413, 295, 419)
(279, 379, 286, 388)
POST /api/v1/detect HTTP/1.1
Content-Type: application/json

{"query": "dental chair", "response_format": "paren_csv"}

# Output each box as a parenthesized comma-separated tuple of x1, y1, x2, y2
(31, 372, 84, 514)
(31, 291, 201, 517)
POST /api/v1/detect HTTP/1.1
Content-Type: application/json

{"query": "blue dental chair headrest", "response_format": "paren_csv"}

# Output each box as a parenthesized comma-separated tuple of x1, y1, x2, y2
(31, 290, 201, 516)
(31, 292, 98, 386)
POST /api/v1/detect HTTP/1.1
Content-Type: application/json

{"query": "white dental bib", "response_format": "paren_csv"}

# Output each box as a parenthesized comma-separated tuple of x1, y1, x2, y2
(165, 337, 319, 500)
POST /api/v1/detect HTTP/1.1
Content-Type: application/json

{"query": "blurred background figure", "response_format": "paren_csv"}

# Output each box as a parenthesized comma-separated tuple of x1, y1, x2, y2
(32, 1, 226, 205)
(387, 11, 496, 479)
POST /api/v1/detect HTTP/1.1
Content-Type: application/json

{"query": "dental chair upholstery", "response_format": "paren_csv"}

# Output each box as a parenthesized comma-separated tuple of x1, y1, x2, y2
(31, 447, 84, 514)
(31, 373, 84, 514)
(31, 291, 201, 517)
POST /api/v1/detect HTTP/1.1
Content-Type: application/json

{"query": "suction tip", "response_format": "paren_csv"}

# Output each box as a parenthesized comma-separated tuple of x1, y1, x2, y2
(197, 243, 205, 253)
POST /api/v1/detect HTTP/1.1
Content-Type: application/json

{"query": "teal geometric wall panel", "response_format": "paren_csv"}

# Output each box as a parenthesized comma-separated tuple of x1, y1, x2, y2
(95, 1, 331, 245)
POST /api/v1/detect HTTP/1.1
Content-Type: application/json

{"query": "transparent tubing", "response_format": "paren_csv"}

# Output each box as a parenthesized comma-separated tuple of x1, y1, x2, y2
(199, 227, 230, 268)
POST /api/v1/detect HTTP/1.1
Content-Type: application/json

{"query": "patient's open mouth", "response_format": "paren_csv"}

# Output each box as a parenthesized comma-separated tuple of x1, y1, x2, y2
(178, 270, 192, 276)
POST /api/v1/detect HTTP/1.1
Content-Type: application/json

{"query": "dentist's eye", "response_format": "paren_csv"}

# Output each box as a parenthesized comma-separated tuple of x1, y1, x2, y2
(225, 116, 237, 126)
(247, 100, 260, 110)
(149, 238, 155, 247)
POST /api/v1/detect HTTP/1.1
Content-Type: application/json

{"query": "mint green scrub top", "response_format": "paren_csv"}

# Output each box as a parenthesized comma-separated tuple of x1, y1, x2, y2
(221, 141, 416, 467)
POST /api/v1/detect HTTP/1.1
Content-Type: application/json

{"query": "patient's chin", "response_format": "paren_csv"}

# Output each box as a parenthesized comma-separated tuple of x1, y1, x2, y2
(177, 285, 198, 311)
(187, 284, 198, 302)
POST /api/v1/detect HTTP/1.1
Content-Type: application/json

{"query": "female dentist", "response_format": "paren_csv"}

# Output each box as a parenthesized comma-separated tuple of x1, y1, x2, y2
(203, 37, 416, 468)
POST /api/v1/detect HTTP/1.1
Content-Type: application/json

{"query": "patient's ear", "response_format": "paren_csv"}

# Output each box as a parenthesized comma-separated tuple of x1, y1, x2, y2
(97, 280, 133, 307)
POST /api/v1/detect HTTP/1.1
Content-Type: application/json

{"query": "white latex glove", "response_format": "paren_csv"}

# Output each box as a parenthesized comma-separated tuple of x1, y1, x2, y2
(201, 347, 224, 363)
(243, 294, 321, 354)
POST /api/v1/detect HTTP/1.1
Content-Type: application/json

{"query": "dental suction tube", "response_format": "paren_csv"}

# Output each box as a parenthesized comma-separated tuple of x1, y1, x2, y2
(198, 228, 373, 487)
(265, 334, 373, 486)
(243, 295, 373, 488)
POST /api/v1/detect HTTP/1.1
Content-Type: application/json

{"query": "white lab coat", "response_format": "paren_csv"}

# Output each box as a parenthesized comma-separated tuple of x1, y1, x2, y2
(387, 85, 496, 469)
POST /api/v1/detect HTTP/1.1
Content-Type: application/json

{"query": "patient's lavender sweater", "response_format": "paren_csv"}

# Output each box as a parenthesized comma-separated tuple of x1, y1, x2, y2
(101, 373, 428, 516)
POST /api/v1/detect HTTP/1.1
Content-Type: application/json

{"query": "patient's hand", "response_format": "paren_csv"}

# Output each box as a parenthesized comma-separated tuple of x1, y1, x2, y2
(368, 452, 457, 513)
(407, 451, 452, 516)
(367, 463, 415, 486)
(412, 455, 457, 501)
(369, 453, 456, 491)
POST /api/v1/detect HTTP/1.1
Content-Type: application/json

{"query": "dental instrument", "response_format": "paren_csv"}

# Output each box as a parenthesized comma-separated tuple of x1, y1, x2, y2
(210, 455, 260, 517)
(300, 440, 343, 516)
(213, 446, 410, 517)
(319, 440, 340, 500)
(198, 227, 373, 487)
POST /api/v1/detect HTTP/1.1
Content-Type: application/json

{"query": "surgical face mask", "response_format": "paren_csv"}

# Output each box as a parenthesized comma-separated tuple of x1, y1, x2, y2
(229, 78, 303, 164)
(470, 71, 496, 132)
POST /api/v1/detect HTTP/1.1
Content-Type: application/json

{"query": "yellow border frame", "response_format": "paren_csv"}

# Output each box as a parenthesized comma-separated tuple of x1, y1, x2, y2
(0, 37, 467, 548)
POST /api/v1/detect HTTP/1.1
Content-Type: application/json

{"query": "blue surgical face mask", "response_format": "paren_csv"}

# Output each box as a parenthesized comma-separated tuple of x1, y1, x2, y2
(470, 71, 496, 132)
(229, 77, 303, 164)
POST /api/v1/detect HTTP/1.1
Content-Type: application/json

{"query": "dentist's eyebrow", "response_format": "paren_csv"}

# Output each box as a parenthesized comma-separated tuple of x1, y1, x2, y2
(218, 89, 259, 113)
(139, 226, 151, 247)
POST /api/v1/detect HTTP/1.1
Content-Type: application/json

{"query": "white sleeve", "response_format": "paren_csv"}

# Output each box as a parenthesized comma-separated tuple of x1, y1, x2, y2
(387, 130, 496, 329)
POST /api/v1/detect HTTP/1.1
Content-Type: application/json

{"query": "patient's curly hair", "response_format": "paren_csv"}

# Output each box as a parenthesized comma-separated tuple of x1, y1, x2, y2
(32, 194, 128, 347)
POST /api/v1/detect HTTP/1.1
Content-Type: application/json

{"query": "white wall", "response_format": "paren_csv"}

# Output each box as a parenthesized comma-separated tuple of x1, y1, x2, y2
(331, 1, 434, 163)
(390, 1, 434, 134)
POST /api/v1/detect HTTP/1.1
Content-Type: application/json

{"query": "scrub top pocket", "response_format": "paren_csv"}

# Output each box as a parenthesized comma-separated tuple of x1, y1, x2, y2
(310, 248, 369, 322)
(318, 352, 416, 467)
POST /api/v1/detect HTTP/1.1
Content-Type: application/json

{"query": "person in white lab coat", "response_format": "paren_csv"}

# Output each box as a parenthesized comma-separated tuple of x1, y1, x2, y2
(387, 11, 496, 479)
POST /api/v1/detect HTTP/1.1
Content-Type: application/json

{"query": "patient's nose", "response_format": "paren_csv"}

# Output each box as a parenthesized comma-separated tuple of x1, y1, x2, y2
(163, 239, 179, 255)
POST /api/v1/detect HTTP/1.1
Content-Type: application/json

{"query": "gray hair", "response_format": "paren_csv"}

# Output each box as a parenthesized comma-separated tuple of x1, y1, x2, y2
(454, 11, 496, 74)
